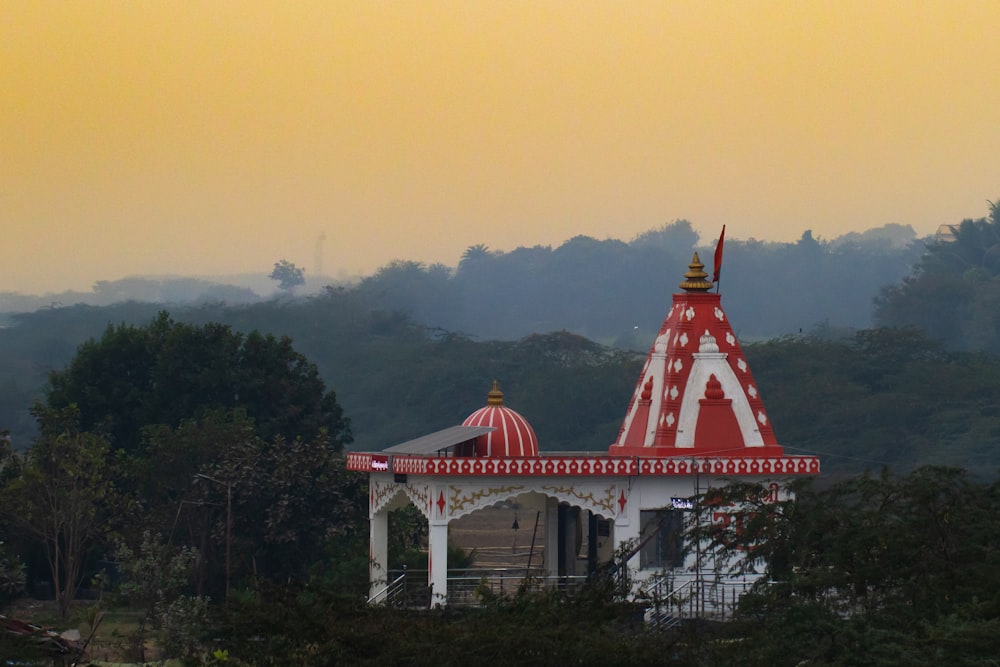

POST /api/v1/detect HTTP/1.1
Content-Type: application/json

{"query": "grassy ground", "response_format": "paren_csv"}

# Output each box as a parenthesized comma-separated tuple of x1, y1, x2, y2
(1, 500, 555, 662)
(3, 598, 153, 663)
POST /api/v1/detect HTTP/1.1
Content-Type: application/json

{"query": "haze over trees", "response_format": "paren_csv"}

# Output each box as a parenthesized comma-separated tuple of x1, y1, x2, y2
(2, 218, 921, 342)
(351, 219, 923, 345)
(876, 200, 1000, 352)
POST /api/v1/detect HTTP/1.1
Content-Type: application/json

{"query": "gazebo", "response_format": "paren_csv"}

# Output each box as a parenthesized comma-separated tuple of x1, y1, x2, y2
(347, 254, 819, 608)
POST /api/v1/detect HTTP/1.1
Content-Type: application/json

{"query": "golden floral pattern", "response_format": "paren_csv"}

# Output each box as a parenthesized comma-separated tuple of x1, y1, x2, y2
(541, 483, 617, 515)
(448, 484, 525, 514)
(403, 484, 431, 514)
(371, 480, 402, 514)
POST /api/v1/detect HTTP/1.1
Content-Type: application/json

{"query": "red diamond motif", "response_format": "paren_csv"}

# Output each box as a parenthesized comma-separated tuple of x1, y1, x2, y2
(618, 490, 627, 513)
(437, 491, 446, 515)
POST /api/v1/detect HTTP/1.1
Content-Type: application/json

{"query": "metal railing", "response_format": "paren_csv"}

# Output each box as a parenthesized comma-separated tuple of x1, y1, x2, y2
(368, 571, 409, 606)
(446, 567, 589, 605)
(368, 567, 590, 607)
(640, 573, 757, 629)
(368, 565, 755, 626)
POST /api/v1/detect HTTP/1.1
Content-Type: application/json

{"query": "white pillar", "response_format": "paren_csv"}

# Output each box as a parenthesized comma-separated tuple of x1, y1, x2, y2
(369, 508, 389, 601)
(613, 482, 641, 597)
(544, 496, 559, 578)
(428, 520, 449, 607)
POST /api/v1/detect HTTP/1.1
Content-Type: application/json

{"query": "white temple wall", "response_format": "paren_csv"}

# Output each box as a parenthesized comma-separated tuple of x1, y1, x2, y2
(368, 470, 791, 605)
(625, 474, 786, 601)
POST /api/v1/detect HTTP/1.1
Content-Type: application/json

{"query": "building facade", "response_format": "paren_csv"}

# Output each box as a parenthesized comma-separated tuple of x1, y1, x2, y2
(347, 255, 819, 607)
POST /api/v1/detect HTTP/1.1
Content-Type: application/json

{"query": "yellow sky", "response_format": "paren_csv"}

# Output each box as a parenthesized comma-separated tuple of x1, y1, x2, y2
(3, 1, 999, 293)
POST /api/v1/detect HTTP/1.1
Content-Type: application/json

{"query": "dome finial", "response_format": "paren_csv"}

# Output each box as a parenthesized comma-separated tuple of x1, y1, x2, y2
(487, 379, 504, 406)
(679, 253, 714, 292)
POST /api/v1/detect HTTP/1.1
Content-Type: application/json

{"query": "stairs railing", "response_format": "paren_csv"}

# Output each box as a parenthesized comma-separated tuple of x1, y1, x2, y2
(368, 570, 409, 606)
(642, 573, 755, 630)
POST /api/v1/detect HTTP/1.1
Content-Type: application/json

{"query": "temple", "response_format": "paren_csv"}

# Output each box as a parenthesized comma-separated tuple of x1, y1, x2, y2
(347, 254, 819, 612)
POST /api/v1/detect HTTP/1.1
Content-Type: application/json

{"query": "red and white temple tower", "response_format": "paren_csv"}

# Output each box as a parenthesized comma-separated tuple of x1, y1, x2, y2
(347, 254, 819, 607)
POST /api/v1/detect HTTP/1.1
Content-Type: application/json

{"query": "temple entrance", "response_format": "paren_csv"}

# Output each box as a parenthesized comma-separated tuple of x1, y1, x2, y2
(370, 487, 620, 606)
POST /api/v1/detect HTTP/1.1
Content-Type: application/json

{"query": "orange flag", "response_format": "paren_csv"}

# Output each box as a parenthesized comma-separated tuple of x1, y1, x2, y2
(712, 225, 726, 283)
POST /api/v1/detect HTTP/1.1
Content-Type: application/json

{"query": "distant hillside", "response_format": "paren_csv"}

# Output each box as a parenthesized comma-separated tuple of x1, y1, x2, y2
(0, 273, 355, 316)
(351, 221, 924, 344)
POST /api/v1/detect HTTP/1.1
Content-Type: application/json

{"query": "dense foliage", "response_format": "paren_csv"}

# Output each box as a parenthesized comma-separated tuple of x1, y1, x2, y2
(45, 311, 350, 455)
(2, 406, 113, 620)
(211, 578, 694, 666)
(747, 327, 1000, 477)
(876, 200, 1000, 353)
(0, 316, 367, 640)
(693, 467, 1000, 665)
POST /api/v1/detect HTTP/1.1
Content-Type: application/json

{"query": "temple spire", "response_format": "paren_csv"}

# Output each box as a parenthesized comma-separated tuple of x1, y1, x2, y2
(610, 253, 783, 457)
(486, 379, 504, 406)
(678, 253, 714, 292)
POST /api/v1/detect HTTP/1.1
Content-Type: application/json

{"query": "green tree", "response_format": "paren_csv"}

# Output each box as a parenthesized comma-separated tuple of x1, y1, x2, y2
(37, 315, 360, 598)
(876, 199, 1000, 351)
(0, 432, 25, 607)
(270, 259, 305, 292)
(127, 411, 258, 569)
(355, 260, 460, 331)
(199, 427, 368, 585)
(114, 530, 207, 661)
(44, 312, 351, 455)
(458, 243, 495, 267)
(124, 410, 368, 595)
(3, 406, 113, 620)
(695, 467, 1000, 664)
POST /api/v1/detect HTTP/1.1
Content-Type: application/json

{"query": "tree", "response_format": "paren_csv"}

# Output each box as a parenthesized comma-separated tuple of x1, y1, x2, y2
(0, 432, 25, 607)
(458, 243, 494, 267)
(198, 426, 368, 585)
(117, 409, 369, 597)
(40, 315, 358, 594)
(3, 406, 113, 620)
(270, 259, 305, 292)
(44, 312, 352, 455)
(693, 468, 1000, 664)
(876, 199, 1000, 352)
(629, 218, 700, 253)
(355, 260, 460, 331)
(114, 530, 207, 661)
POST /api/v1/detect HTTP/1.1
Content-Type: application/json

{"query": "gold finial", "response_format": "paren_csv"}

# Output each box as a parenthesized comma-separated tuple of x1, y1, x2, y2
(487, 379, 504, 406)
(678, 252, 714, 292)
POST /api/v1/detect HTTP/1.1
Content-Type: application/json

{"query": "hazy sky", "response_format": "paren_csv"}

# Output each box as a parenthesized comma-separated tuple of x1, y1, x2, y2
(4, 1, 1000, 294)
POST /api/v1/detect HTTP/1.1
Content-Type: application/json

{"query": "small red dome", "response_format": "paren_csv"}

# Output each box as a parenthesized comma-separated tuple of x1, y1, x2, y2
(462, 381, 539, 458)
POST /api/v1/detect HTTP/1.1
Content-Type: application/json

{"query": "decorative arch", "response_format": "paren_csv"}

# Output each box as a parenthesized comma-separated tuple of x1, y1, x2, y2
(447, 483, 527, 520)
(371, 478, 438, 519)
(442, 480, 620, 521)
(538, 482, 619, 520)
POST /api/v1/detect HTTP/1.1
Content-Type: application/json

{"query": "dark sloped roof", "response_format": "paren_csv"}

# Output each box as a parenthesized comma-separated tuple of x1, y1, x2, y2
(382, 425, 496, 455)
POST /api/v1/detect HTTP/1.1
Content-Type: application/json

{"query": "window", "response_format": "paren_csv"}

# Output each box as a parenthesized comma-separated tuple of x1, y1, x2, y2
(639, 509, 686, 569)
